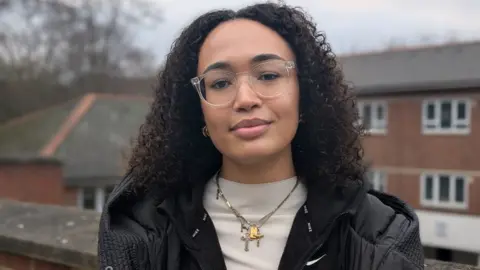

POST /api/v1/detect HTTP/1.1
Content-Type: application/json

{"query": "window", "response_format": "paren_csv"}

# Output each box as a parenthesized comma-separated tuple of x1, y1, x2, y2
(421, 173, 468, 209)
(366, 170, 387, 192)
(81, 187, 96, 210)
(422, 99, 470, 134)
(358, 101, 387, 133)
(78, 186, 113, 212)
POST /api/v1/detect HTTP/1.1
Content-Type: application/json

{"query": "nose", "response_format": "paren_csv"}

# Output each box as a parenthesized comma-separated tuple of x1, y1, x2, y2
(232, 76, 262, 112)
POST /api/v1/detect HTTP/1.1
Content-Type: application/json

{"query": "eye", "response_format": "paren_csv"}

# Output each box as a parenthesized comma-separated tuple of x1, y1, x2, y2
(211, 79, 232, 89)
(258, 73, 279, 81)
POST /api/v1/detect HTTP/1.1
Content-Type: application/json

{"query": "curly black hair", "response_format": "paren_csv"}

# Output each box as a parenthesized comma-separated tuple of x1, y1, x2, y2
(128, 3, 365, 194)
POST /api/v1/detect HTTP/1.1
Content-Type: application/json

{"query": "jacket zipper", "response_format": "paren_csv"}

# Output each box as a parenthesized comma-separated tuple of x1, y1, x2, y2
(297, 212, 348, 270)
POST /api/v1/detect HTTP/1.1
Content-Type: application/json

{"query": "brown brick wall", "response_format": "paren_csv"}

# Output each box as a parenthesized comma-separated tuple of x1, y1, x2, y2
(362, 93, 480, 170)
(385, 173, 480, 215)
(361, 92, 480, 215)
(0, 163, 66, 205)
(0, 251, 72, 270)
(385, 173, 420, 208)
(63, 187, 79, 206)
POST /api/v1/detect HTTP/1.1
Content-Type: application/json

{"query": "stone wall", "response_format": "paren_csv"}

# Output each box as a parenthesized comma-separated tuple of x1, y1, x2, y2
(0, 252, 71, 270)
(0, 199, 478, 270)
(0, 199, 97, 270)
(425, 259, 480, 270)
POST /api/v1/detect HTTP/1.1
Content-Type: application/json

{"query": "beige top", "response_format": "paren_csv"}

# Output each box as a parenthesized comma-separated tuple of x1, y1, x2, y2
(203, 175, 307, 270)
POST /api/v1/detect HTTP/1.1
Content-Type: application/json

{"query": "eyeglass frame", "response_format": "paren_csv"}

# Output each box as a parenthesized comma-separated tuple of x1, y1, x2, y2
(190, 60, 296, 107)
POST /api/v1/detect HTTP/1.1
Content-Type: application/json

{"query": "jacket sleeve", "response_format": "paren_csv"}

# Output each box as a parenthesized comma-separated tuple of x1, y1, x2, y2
(376, 221, 425, 270)
(97, 210, 151, 270)
(335, 224, 424, 270)
(343, 192, 425, 270)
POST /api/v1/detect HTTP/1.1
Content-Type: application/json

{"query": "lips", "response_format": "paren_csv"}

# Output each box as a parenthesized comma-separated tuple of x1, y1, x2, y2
(231, 118, 272, 130)
(230, 118, 272, 140)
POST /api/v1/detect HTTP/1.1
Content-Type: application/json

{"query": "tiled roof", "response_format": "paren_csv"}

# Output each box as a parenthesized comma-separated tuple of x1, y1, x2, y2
(54, 95, 150, 180)
(0, 93, 150, 183)
(0, 99, 79, 155)
(339, 41, 480, 94)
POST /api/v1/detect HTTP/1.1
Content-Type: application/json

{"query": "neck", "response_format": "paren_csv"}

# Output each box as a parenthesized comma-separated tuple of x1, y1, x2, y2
(220, 147, 295, 184)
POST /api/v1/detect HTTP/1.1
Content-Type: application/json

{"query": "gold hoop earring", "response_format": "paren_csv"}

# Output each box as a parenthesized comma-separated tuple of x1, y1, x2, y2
(202, 126, 209, 137)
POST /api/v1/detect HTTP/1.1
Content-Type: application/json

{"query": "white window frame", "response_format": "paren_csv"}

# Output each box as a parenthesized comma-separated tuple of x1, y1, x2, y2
(420, 173, 469, 210)
(422, 99, 471, 135)
(358, 100, 388, 134)
(77, 187, 106, 212)
(368, 170, 388, 192)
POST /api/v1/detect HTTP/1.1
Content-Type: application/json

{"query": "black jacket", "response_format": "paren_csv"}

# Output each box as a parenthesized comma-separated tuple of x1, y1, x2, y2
(98, 173, 425, 270)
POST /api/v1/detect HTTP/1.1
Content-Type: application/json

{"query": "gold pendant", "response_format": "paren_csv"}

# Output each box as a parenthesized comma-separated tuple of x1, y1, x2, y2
(240, 225, 264, 251)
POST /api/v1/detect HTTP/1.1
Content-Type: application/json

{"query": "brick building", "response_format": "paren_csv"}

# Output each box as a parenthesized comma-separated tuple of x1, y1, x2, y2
(0, 156, 77, 206)
(0, 93, 149, 212)
(340, 41, 480, 266)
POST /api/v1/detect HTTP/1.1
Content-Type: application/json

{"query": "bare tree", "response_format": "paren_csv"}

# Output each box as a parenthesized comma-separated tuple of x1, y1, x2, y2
(0, 0, 161, 122)
(2, 0, 159, 80)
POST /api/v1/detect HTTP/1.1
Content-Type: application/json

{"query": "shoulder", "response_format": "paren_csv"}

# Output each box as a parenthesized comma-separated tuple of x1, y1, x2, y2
(98, 173, 169, 269)
(351, 190, 424, 267)
(353, 190, 419, 244)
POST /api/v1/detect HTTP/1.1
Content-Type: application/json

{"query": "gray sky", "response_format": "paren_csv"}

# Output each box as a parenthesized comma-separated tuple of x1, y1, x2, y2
(139, 0, 480, 64)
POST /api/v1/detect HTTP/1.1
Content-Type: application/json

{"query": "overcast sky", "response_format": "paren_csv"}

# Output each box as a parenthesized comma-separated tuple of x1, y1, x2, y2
(139, 0, 480, 64)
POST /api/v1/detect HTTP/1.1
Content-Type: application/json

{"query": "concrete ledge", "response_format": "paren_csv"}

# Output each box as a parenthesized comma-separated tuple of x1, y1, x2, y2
(0, 199, 98, 269)
(425, 259, 480, 270)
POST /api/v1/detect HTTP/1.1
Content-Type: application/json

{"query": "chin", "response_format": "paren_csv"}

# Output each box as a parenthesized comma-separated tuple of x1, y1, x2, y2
(227, 141, 283, 164)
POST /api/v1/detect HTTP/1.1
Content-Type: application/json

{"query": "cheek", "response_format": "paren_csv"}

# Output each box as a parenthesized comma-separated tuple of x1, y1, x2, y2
(268, 87, 300, 134)
(201, 103, 228, 134)
(276, 86, 299, 119)
(202, 104, 232, 153)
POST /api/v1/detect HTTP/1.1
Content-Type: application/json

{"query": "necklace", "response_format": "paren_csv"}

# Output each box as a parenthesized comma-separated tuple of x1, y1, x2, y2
(215, 173, 299, 251)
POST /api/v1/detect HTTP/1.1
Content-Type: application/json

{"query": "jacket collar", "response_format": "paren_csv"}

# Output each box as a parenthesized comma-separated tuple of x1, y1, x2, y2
(305, 179, 367, 238)
(277, 179, 367, 270)
(107, 171, 366, 235)
(105, 172, 368, 270)
(156, 177, 367, 239)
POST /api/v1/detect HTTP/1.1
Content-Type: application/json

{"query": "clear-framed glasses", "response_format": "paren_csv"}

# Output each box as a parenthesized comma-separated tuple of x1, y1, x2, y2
(191, 59, 296, 107)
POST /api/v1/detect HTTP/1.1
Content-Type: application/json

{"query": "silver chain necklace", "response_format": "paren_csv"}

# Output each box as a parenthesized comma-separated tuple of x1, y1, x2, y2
(215, 173, 299, 251)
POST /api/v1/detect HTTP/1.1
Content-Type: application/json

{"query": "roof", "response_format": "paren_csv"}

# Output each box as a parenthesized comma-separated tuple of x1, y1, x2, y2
(0, 199, 98, 269)
(0, 93, 150, 183)
(0, 99, 78, 154)
(339, 41, 480, 95)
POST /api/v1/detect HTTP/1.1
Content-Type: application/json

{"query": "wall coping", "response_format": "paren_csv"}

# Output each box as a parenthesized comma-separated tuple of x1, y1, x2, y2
(0, 199, 98, 269)
(425, 259, 480, 269)
(0, 155, 62, 165)
(0, 199, 478, 269)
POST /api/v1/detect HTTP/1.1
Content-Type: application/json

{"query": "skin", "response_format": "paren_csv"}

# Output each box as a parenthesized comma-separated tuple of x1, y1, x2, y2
(197, 19, 300, 184)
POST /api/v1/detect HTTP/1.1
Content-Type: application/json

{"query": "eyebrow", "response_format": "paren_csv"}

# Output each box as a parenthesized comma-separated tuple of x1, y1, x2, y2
(202, 53, 285, 74)
(250, 53, 284, 64)
(202, 62, 231, 74)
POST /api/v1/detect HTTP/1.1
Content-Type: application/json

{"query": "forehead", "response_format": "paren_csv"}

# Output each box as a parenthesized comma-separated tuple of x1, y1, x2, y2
(197, 19, 294, 73)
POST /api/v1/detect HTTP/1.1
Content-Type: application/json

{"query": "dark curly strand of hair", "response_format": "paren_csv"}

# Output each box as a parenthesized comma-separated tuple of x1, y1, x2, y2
(128, 3, 365, 194)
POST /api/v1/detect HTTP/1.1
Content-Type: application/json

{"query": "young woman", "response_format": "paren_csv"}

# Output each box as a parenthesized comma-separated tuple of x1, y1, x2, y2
(98, 3, 424, 270)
